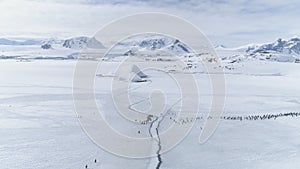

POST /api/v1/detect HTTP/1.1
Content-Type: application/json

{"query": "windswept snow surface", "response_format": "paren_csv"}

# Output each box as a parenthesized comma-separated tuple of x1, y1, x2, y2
(1, 59, 300, 169)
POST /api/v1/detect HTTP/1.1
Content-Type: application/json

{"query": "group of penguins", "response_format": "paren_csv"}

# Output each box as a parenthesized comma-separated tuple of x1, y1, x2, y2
(84, 159, 99, 169)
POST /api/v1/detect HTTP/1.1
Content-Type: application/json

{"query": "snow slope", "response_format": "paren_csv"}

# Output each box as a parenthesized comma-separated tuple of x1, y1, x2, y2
(1, 59, 300, 169)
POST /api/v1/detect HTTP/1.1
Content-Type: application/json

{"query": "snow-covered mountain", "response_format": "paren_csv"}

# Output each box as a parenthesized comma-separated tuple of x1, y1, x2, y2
(0, 36, 106, 60)
(0, 36, 104, 49)
(247, 38, 300, 54)
(105, 34, 219, 72)
(113, 34, 191, 56)
(217, 37, 300, 63)
(62, 37, 105, 49)
(1, 34, 300, 64)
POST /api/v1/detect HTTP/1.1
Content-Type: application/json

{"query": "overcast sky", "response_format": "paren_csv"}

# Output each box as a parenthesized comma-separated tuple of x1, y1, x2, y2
(0, 0, 300, 47)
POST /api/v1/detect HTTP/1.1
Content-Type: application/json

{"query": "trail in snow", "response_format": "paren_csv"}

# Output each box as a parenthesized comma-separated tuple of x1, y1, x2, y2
(147, 99, 181, 169)
(154, 116, 163, 169)
(148, 116, 163, 169)
(123, 78, 164, 169)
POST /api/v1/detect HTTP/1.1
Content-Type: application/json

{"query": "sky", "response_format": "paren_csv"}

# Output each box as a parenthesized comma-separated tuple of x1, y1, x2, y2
(0, 0, 300, 47)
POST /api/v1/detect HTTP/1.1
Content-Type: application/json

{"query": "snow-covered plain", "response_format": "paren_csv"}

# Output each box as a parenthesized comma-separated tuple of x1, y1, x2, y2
(1, 58, 300, 169)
